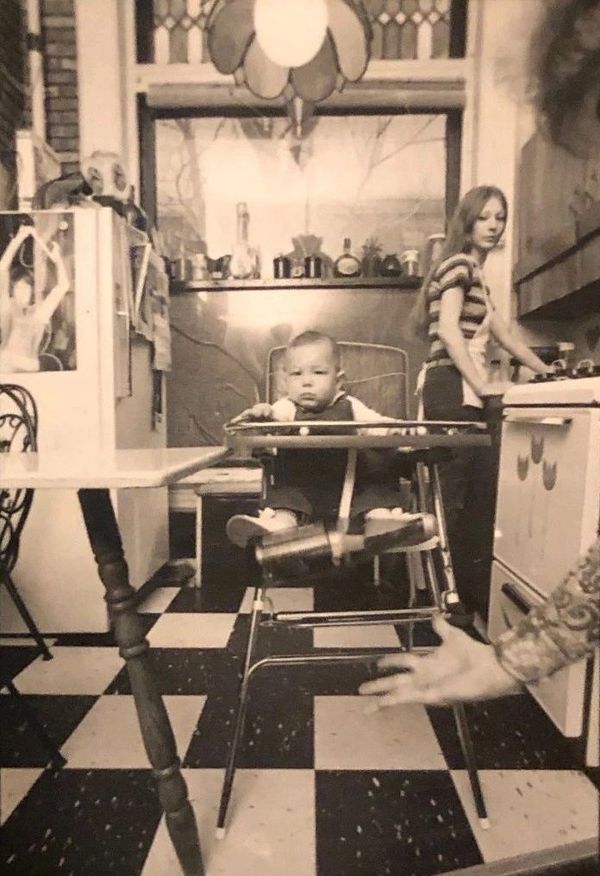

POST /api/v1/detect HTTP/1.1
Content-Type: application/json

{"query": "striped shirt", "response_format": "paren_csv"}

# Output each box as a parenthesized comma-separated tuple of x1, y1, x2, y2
(425, 253, 489, 363)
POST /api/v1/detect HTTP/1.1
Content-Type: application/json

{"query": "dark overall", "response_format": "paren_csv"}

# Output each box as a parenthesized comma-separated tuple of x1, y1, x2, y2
(263, 395, 403, 526)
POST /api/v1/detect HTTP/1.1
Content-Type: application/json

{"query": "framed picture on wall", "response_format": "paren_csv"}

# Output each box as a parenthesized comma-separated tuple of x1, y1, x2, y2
(0, 211, 77, 373)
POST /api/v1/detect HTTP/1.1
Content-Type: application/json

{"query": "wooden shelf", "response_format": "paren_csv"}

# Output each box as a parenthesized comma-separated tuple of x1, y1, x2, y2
(170, 276, 422, 294)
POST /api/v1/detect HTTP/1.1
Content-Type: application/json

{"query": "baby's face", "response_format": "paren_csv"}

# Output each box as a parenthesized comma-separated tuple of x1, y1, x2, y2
(285, 341, 341, 412)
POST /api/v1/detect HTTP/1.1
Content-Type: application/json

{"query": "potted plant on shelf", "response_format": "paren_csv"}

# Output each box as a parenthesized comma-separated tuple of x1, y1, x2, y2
(361, 237, 383, 278)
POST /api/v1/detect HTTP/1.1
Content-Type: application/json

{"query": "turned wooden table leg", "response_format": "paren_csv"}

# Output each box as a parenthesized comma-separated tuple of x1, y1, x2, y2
(78, 488, 204, 876)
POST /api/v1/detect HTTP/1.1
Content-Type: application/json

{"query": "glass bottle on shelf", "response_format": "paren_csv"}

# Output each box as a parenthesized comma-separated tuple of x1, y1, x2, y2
(333, 238, 361, 278)
(230, 202, 260, 279)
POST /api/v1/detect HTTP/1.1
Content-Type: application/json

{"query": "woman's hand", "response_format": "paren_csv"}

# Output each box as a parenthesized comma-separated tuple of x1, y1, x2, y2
(358, 614, 522, 709)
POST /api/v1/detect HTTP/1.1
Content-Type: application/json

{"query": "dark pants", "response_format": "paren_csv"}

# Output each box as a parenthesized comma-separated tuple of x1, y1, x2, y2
(264, 447, 405, 526)
(422, 365, 500, 618)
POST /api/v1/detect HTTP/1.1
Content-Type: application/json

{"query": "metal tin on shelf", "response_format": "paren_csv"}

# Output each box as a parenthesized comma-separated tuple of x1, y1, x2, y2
(304, 255, 323, 278)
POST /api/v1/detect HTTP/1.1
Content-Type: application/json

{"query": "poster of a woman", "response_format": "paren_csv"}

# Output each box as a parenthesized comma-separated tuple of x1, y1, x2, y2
(0, 221, 74, 373)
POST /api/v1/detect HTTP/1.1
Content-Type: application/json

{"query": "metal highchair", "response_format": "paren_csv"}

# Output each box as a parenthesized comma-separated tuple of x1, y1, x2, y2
(216, 428, 491, 837)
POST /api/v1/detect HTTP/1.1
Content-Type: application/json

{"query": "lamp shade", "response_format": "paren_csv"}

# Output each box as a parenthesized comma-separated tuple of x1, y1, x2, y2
(254, 0, 328, 68)
(207, 0, 372, 136)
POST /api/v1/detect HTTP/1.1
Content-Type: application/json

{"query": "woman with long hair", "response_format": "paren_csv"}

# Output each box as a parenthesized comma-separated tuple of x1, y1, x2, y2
(408, 185, 549, 618)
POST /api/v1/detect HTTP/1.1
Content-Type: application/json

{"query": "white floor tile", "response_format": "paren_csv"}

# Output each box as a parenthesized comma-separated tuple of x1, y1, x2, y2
(142, 769, 316, 876)
(238, 587, 314, 615)
(61, 695, 206, 768)
(146, 613, 236, 649)
(0, 768, 43, 825)
(11, 647, 123, 695)
(451, 769, 600, 861)
(137, 587, 180, 614)
(314, 695, 447, 770)
(314, 624, 400, 649)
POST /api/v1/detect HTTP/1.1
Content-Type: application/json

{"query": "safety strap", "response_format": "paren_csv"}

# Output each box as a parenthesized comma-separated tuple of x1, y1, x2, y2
(337, 448, 357, 534)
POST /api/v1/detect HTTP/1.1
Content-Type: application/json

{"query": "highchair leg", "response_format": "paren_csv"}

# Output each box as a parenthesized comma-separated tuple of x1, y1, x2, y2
(426, 461, 489, 826)
(216, 578, 268, 837)
(453, 703, 489, 827)
(428, 463, 459, 602)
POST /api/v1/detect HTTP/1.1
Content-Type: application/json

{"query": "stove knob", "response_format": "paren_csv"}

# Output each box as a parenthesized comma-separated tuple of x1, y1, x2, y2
(551, 358, 568, 376)
(576, 358, 595, 377)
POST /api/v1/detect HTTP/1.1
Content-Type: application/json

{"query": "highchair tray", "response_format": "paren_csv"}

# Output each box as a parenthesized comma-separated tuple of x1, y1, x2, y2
(224, 418, 487, 434)
(224, 420, 491, 452)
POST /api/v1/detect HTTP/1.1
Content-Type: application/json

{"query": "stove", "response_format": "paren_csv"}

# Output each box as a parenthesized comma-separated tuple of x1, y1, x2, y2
(488, 363, 600, 741)
(503, 370, 600, 407)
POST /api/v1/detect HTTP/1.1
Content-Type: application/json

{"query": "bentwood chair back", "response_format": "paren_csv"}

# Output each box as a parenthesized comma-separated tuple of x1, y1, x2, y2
(0, 384, 52, 658)
(0, 384, 65, 768)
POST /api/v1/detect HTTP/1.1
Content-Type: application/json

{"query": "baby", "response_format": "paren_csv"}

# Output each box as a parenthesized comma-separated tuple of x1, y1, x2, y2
(227, 330, 410, 547)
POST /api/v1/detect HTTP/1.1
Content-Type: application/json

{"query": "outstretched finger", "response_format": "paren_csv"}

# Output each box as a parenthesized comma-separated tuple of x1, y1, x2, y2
(376, 652, 421, 672)
(358, 675, 405, 697)
(363, 684, 445, 712)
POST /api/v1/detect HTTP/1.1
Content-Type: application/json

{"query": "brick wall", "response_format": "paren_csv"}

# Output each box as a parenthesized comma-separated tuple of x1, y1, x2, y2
(0, 0, 26, 204)
(41, 0, 80, 174)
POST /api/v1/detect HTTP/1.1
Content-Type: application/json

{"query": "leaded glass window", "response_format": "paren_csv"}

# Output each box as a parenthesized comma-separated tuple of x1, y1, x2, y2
(138, 0, 464, 65)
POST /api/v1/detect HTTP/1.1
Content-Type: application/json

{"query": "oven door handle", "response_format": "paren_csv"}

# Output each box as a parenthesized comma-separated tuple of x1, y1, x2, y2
(501, 582, 535, 615)
(503, 413, 572, 427)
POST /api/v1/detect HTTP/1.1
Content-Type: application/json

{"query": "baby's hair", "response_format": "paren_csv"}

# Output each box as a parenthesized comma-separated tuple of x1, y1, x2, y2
(286, 331, 341, 369)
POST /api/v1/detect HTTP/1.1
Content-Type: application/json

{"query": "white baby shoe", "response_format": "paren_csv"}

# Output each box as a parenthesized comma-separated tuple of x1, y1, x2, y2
(226, 507, 297, 548)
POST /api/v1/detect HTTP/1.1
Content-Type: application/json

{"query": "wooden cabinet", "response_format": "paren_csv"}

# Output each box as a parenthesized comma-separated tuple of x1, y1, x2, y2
(514, 131, 600, 318)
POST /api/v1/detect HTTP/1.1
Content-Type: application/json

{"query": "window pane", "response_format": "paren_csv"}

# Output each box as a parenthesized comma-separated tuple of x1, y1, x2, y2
(144, 0, 458, 63)
(155, 114, 447, 273)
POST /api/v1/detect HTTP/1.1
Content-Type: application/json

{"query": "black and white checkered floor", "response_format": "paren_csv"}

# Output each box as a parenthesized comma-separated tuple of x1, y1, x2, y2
(2, 550, 599, 876)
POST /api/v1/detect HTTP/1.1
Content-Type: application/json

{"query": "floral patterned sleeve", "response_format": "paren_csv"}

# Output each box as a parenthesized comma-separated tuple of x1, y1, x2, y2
(494, 538, 600, 684)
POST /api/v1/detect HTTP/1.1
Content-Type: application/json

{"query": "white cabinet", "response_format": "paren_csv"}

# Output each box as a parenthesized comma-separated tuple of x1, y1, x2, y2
(0, 208, 169, 632)
(488, 560, 588, 737)
(494, 407, 600, 594)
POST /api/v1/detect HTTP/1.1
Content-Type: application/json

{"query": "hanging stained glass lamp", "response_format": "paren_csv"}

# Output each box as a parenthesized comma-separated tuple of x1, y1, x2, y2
(207, 0, 372, 136)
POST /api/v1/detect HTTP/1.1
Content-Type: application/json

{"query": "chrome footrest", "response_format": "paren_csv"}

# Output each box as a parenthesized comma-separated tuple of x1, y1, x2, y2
(265, 606, 437, 628)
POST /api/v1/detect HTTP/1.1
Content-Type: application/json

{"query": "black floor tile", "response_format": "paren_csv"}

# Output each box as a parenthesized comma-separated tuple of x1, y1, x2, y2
(0, 768, 162, 876)
(315, 770, 482, 876)
(184, 665, 314, 769)
(52, 615, 156, 648)
(105, 647, 242, 696)
(165, 578, 246, 613)
(0, 695, 97, 768)
(293, 658, 383, 696)
(0, 644, 43, 681)
(583, 766, 600, 792)
(427, 693, 584, 770)
(227, 613, 314, 659)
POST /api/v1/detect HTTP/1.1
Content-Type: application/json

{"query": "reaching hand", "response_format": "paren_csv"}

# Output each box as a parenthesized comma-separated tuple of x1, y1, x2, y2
(358, 614, 522, 709)
(230, 403, 274, 424)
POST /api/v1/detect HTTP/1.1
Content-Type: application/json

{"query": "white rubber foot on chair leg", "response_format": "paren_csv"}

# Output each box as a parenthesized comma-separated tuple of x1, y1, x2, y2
(215, 827, 226, 840)
(479, 818, 491, 830)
